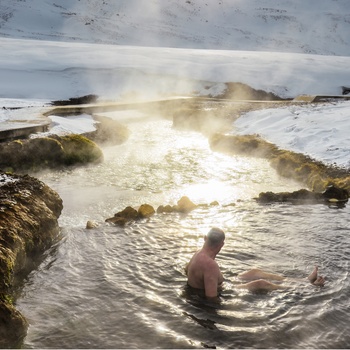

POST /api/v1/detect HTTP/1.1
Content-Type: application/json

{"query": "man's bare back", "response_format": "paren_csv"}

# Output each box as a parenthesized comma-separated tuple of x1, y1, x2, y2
(186, 251, 224, 289)
(185, 228, 225, 300)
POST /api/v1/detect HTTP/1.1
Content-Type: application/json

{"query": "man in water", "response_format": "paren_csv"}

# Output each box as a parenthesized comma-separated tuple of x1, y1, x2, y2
(185, 227, 325, 300)
(185, 227, 225, 300)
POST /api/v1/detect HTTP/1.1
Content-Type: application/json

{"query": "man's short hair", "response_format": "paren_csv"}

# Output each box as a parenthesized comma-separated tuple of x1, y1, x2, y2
(207, 227, 225, 246)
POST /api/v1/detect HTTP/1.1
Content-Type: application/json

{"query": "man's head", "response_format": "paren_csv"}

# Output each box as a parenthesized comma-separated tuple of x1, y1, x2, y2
(205, 227, 225, 250)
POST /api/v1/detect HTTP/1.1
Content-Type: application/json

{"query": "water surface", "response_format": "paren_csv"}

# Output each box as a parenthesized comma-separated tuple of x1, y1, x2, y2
(18, 109, 350, 349)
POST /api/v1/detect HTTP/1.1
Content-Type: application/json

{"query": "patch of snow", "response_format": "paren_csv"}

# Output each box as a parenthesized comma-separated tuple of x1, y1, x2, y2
(31, 114, 97, 137)
(234, 100, 350, 169)
(0, 174, 19, 186)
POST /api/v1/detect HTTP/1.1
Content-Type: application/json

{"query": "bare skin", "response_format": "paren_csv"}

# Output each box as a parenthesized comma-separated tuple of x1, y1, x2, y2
(185, 228, 225, 301)
(235, 266, 325, 292)
(306, 265, 326, 286)
(238, 268, 285, 281)
(185, 228, 325, 298)
(235, 278, 284, 292)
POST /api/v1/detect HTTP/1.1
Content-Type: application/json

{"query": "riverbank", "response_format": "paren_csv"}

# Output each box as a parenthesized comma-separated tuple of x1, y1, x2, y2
(0, 173, 63, 348)
(168, 97, 350, 193)
(14, 106, 350, 349)
(1, 95, 349, 347)
(2, 95, 350, 187)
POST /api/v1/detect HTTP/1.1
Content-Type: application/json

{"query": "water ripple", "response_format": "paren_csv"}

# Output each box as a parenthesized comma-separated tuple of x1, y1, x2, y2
(17, 116, 350, 349)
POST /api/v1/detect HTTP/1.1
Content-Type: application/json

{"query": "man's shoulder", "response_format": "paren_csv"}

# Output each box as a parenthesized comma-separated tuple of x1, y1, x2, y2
(204, 257, 220, 271)
(192, 251, 218, 269)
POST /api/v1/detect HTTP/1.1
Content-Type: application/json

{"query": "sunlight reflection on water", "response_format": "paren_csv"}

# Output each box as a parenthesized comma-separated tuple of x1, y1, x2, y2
(17, 111, 350, 349)
(40, 112, 302, 225)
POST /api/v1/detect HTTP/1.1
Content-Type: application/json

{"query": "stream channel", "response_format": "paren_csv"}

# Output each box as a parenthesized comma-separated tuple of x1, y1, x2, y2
(17, 103, 350, 349)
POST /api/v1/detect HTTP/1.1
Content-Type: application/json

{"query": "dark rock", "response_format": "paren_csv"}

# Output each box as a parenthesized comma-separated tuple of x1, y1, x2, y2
(105, 206, 139, 226)
(105, 216, 128, 226)
(157, 204, 175, 213)
(157, 197, 198, 214)
(0, 301, 28, 348)
(256, 189, 321, 203)
(174, 196, 197, 213)
(322, 185, 349, 202)
(106, 196, 202, 227)
(106, 204, 156, 225)
(0, 172, 63, 348)
(256, 186, 348, 205)
(116, 206, 139, 220)
(106, 197, 199, 226)
(138, 204, 155, 218)
(51, 94, 99, 106)
(218, 82, 285, 101)
(341, 86, 350, 95)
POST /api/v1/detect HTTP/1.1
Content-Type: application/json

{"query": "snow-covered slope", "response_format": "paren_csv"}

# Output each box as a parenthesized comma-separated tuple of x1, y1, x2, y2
(1, 0, 349, 56)
(1, 37, 350, 100)
(1, 2, 350, 169)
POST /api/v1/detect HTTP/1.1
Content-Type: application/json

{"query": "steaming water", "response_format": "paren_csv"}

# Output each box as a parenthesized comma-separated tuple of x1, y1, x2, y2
(18, 109, 350, 349)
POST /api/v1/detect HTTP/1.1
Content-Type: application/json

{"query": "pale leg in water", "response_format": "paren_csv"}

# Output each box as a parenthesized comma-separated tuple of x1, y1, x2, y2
(235, 266, 325, 292)
(238, 268, 285, 281)
(235, 279, 285, 292)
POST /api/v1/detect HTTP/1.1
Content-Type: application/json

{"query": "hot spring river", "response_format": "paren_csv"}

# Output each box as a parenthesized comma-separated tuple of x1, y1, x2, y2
(17, 108, 350, 349)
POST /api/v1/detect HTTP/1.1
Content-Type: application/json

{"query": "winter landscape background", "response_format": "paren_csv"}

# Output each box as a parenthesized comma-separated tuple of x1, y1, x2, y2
(2, 1, 350, 349)
(1, 0, 350, 168)
(1, 0, 350, 55)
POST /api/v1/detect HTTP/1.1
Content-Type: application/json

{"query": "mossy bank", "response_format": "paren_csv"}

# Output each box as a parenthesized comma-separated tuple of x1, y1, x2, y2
(209, 133, 350, 193)
(170, 100, 350, 193)
(0, 134, 104, 173)
(0, 173, 63, 348)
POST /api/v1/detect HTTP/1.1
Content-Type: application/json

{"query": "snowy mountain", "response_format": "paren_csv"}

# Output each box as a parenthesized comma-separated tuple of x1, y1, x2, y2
(1, 0, 349, 56)
(1, 0, 350, 172)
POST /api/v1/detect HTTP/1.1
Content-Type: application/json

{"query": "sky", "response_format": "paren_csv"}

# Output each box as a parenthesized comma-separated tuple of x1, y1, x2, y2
(1, 37, 350, 171)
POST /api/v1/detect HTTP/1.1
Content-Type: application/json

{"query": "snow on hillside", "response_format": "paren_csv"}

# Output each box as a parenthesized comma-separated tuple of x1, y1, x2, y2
(1, 36, 350, 170)
(234, 100, 350, 169)
(1, 0, 349, 56)
(1, 37, 350, 101)
(1, 1, 350, 170)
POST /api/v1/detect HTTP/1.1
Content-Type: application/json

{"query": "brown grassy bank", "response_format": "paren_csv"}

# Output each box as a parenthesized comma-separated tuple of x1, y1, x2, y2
(209, 133, 350, 193)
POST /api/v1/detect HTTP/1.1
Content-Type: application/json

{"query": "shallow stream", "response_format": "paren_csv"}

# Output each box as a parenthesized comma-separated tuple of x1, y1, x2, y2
(17, 108, 350, 349)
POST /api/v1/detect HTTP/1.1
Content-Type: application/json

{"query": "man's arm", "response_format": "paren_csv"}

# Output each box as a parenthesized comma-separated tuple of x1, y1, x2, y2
(203, 262, 221, 301)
